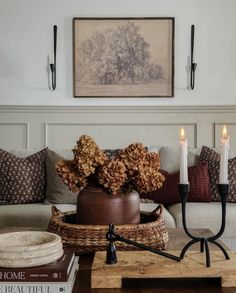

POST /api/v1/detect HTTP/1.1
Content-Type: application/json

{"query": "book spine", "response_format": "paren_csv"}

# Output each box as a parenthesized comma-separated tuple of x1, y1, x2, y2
(0, 261, 78, 293)
(0, 271, 68, 282)
(0, 252, 76, 282)
(0, 283, 73, 293)
(0, 257, 79, 293)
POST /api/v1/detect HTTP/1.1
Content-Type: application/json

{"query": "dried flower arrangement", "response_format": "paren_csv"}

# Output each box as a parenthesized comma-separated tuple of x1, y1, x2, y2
(56, 135, 165, 196)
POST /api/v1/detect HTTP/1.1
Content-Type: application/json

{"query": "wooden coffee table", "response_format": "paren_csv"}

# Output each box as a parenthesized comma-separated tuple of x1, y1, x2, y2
(73, 228, 236, 293)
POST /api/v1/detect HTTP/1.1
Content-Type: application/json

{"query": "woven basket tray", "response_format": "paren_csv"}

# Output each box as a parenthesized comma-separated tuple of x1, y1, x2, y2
(47, 205, 168, 254)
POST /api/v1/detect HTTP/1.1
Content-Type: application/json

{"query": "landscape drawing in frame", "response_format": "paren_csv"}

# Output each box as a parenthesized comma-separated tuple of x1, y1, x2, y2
(73, 17, 174, 97)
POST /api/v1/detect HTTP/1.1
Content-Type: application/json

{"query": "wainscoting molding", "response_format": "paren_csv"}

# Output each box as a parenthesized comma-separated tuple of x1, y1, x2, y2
(0, 105, 236, 151)
(0, 122, 29, 150)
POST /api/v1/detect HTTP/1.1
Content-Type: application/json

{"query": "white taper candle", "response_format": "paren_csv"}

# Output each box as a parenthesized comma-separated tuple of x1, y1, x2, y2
(179, 128, 189, 184)
(219, 125, 230, 184)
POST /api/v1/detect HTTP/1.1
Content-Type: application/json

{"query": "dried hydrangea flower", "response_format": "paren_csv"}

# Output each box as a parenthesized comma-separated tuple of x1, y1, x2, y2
(56, 135, 165, 196)
(118, 143, 147, 177)
(55, 160, 87, 192)
(134, 166, 165, 193)
(143, 152, 161, 170)
(73, 135, 108, 177)
(133, 151, 164, 193)
(98, 159, 127, 195)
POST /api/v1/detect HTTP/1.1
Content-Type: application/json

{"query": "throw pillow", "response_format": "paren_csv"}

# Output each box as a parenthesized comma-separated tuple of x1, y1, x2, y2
(0, 148, 47, 205)
(159, 146, 200, 173)
(141, 163, 211, 204)
(199, 145, 236, 202)
(104, 147, 149, 160)
(44, 149, 78, 204)
(104, 149, 121, 159)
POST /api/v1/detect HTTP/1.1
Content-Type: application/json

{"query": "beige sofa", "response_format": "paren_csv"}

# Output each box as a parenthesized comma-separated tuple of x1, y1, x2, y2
(0, 147, 235, 251)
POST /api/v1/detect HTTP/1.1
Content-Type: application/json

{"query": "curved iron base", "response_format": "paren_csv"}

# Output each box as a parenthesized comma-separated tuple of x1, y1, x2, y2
(180, 237, 230, 267)
(179, 183, 230, 267)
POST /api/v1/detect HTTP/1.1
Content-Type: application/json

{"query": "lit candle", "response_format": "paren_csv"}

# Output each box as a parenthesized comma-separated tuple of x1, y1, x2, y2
(219, 125, 230, 184)
(179, 128, 189, 184)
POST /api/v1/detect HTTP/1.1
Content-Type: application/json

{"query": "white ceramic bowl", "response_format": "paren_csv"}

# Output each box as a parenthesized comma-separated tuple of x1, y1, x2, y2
(0, 249, 64, 268)
(0, 231, 62, 252)
(0, 242, 62, 260)
(0, 231, 64, 268)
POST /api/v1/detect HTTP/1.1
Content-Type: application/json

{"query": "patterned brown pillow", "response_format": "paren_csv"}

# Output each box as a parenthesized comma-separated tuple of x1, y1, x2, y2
(199, 146, 236, 202)
(0, 148, 47, 205)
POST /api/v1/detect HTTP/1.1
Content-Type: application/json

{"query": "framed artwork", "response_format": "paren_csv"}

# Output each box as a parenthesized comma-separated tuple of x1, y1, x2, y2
(73, 17, 174, 97)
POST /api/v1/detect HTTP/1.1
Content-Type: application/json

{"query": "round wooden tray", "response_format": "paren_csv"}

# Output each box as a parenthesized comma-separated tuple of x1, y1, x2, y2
(47, 205, 168, 254)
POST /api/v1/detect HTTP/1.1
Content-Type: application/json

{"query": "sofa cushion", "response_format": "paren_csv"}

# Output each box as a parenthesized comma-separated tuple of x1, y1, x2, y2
(0, 203, 176, 230)
(159, 146, 200, 173)
(167, 202, 236, 250)
(44, 149, 78, 204)
(199, 146, 236, 202)
(141, 163, 211, 204)
(0, 204, 77, 230)
(0, 148, 47, 205)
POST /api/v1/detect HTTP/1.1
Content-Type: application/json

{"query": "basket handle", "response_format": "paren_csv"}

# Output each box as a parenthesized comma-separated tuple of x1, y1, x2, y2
(151, 204, 163, 216)
(51, 205, 63, 217)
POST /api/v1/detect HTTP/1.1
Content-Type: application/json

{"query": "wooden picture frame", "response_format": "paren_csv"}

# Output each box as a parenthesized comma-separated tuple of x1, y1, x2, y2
(73, 17, 175, 97)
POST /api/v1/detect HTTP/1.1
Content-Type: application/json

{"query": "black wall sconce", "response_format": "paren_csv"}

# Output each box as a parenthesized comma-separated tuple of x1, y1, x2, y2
(50, 25, 57, 91)
(190, 24, 197, 90)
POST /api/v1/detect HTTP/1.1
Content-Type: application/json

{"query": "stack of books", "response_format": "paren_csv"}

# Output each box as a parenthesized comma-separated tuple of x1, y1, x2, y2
(0, 247, 78, 293)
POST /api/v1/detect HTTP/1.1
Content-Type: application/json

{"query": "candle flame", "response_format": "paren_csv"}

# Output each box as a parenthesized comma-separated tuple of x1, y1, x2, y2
(180, 128, 185, 140)
(222, 125, 228, 139)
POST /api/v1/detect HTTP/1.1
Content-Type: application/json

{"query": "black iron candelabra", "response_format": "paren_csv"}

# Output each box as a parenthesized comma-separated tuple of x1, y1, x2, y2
(179, 183, 230, 267)
(106, 223, 180, 265)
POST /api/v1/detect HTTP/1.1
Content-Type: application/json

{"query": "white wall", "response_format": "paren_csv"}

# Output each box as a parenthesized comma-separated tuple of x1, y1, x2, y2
(0, 0, 236, 106)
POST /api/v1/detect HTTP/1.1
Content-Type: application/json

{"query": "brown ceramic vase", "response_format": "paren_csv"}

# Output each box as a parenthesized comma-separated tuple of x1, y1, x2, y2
(76, 186, 140, 225)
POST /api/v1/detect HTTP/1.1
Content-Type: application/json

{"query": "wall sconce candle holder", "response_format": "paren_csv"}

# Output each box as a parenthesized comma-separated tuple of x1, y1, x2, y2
(179, 183, 230, 267)
(190, 24, 197, 90)
(50, 25, 57, 91)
